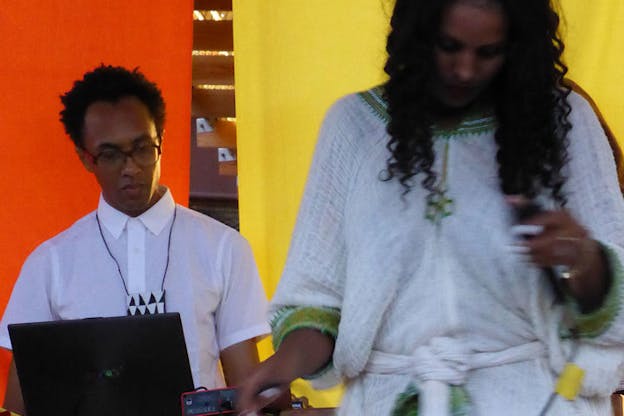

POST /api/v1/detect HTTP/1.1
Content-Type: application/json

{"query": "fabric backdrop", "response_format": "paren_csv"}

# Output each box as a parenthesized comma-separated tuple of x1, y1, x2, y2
(0, 0, 192, 403)
(233, 0, 624, 407)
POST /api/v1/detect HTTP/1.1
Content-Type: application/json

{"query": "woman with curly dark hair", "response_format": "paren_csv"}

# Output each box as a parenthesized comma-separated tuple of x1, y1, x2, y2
(239, 0, 624, 414)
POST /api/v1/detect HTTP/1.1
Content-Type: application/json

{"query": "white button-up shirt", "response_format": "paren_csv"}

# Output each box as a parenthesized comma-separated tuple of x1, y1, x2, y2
(0, 189, 270, 388)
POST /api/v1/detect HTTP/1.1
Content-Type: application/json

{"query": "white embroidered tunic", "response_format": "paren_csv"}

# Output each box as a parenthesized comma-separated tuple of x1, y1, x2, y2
(271, 89, 624, 415)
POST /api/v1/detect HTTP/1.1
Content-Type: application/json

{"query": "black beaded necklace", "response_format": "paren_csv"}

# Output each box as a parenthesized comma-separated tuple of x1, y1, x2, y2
(95, 207, 177, 315)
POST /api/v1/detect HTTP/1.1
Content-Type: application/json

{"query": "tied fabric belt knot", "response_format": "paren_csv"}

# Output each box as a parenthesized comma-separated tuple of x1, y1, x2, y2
(366, 336, 472, 385)
(365, 337, 546, 416)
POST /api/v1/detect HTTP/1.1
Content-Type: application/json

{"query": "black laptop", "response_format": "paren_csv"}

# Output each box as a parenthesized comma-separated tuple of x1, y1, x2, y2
(8, 312, 194, 416)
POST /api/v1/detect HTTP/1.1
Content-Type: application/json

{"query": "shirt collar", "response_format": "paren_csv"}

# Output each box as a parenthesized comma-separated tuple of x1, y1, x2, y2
(97, 188, 176, 239)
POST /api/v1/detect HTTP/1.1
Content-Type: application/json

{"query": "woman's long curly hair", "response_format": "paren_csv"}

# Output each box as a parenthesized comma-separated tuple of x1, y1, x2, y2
(383, 0, 571, 203)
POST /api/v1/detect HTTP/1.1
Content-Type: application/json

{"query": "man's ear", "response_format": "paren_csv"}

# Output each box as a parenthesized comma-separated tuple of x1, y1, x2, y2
(75, 146, 95, 173)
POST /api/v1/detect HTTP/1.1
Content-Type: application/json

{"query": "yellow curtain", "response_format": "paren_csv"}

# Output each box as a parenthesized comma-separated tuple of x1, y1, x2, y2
(233, 0, 623, 408)
(561, 1, 624, 141)
(233, 1, 389, 405)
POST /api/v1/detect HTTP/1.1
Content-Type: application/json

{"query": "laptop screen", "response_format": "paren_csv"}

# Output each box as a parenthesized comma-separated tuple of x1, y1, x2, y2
(8, 313, 194, 416)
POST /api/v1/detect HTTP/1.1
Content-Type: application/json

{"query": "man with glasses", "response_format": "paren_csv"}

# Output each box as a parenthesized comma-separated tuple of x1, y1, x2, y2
(0, 65, 270, 414)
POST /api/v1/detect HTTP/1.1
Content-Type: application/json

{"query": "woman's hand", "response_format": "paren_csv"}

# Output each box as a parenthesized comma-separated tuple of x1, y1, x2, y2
(237, 352, 296, 415)
(508, 196, 609, 312)
(237, 329, 335, 415)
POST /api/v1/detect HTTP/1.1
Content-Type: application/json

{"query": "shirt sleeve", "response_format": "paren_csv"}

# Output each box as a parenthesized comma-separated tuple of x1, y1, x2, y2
(214, 232, 270, 351)
(550, 91, 624, 397)
(269, 97, 360, 313)
(562, 91, 624, 344)
(0, 244, 57, 350)
(267, 96, 365, 388)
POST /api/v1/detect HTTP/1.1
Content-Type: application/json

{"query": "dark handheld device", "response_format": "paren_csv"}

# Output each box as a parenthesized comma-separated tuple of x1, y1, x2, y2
(513, 200, 544, 225)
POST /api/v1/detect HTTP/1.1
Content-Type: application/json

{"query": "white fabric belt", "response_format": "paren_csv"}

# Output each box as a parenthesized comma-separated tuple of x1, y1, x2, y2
(364, 337, 546, 416)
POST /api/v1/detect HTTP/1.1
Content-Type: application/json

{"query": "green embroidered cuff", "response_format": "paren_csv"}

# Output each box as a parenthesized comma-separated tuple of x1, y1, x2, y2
(270, 306, 341, 379)
(565, 243, 623, 338)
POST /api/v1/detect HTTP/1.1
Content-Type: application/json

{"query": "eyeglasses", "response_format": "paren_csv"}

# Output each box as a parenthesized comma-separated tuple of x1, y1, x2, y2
(83, 141, 162, 169)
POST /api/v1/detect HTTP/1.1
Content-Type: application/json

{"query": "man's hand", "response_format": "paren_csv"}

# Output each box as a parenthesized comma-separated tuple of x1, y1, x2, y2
(3, 358, 25, 416)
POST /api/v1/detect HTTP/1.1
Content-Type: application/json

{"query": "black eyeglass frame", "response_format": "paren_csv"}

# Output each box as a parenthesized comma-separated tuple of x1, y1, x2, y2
(81, 139, 162, 168)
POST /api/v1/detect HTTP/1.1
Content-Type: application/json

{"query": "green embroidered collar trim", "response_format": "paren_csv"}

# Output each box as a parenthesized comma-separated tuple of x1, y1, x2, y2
(357, 85, 497, 225)
(358, 85, 389, 122)
(357, 85, 496, 138)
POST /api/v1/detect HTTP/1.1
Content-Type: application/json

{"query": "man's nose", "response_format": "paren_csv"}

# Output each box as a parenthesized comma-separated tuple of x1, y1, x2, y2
(121, 153, 141, 173)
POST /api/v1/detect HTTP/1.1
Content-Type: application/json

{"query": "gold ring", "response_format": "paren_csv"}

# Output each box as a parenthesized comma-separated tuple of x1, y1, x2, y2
(555, 236, 581, 243)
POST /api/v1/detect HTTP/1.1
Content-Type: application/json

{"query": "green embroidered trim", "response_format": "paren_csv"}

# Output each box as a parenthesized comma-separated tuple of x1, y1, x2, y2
(434, 115, 496, 139)
(391, 383, 419, 416)
(270, 306, 341, 348)
(565, 244, 623, 338)
(356, 85, 496, 138)
(271, 306, 340, 380)
(425, 188, 454, 224)
(391, 383, 472, 415)
(450, 386, 472, 416)
(357, 85, 389, 123)
(425, 140, 454, 225)
(357, 85, 495, 225)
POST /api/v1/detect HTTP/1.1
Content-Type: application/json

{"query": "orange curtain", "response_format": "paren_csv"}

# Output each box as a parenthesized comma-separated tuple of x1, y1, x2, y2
(0, 1, 193, 402)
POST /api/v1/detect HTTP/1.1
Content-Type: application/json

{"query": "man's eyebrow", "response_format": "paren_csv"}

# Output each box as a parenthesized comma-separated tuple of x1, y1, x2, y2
(95, 134, 155, 150)
(95, 143, 122, 151)
(131, 134, 156, 144)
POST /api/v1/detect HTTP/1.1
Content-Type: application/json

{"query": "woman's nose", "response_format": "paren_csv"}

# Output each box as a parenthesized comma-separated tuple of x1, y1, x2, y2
(453, 51, 478, 83)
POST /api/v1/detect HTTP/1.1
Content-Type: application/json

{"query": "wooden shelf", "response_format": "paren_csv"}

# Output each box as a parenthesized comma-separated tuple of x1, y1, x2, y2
(193, 21, 233, 51)
(192, 88, 235, 118)
(197, 119, 236, 148)
(194, 0, 232, 10)
(218, 160, 237, 176)
(192, 0, 238, 181)
(192, 55, 234, 86)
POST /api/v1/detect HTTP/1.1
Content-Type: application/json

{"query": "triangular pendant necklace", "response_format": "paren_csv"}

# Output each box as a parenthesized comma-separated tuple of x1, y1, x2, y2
(95, 208, 177, 316)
